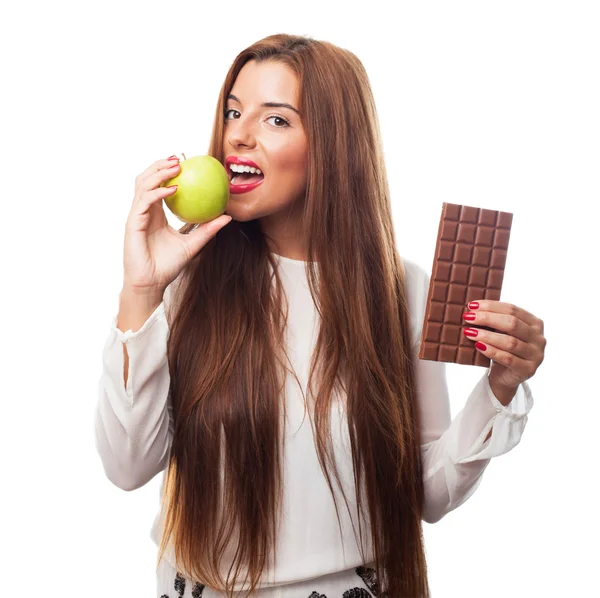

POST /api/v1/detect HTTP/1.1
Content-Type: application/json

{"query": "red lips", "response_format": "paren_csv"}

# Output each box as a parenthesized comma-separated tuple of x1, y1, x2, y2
(225, 155, 263, 173)
(229, 177, 265, 194)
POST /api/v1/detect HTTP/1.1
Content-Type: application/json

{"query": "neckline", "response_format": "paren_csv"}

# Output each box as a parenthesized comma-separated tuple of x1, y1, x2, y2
(271, 252, 313, 264)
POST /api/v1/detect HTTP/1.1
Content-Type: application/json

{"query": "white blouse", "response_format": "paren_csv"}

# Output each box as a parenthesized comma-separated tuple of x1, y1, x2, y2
(94, 254, 534, 589)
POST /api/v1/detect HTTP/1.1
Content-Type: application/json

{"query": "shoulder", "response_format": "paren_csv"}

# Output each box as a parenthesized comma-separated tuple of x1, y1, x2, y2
(401, 257, 430, 304)
(400, 257, 431, 346)
(401, 257, 428, 284)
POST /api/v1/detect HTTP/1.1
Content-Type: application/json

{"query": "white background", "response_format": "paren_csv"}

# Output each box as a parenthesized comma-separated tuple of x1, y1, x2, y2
(1, 0, 597, 596)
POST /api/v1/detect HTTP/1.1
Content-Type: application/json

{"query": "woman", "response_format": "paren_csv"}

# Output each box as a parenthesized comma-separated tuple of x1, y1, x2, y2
(95, 34, 546, 597)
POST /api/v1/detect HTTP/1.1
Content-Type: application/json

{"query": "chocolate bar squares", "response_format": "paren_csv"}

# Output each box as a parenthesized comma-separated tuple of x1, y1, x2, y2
(418, 202, 513, 367)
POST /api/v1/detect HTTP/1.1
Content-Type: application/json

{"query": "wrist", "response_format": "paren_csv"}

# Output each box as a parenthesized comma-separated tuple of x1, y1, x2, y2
(119, 285, 164, 314)
(117, 287, 164, 335)
(121, 282, 165, 301)
(488, 375, 519, 407)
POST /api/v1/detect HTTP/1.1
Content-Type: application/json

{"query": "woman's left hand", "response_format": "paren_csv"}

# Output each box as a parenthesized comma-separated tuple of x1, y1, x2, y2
(462, 300, 546, 393)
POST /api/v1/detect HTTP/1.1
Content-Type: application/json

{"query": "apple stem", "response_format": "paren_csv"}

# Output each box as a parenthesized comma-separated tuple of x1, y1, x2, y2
(182, 152, 186, 160)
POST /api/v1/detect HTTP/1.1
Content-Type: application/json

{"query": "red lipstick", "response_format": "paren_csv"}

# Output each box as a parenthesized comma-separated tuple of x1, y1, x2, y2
(225, 155, 263, 171)
(225, 155, 265, 195)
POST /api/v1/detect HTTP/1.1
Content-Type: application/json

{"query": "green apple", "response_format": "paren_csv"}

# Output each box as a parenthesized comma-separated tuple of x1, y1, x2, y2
(161, 154, 230, 224)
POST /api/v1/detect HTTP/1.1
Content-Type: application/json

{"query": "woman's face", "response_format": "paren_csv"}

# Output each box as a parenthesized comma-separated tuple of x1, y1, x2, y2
(223, 59, 309, 258)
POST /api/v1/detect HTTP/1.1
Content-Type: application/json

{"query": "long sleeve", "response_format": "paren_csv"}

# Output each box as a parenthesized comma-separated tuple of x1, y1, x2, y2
(403, 259, 535, 524)
(94, 287, 176, 492)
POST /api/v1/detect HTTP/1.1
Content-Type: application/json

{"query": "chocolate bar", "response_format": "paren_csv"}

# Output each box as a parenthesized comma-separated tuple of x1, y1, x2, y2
(418, 202, 513, 367)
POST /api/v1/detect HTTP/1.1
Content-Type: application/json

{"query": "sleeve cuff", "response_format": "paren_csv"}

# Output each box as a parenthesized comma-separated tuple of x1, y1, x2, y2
(111, 301, 166, 343)
(451, 368, 534, 465)
(483, 369, 533, 420)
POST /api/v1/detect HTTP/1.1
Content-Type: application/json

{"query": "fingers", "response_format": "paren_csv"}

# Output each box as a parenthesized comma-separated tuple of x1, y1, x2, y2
(136, 159, 180, 193)
(134, 186, 178, 221)
(465, 299, 538, 327)
(143, 160, 181, 194)
(134, 157, 180, 190)
(182, 214, 233, 253)
(133, 158, 181, 211)
(478, 341, 534, 379)
(463, 327, 531, 360)
(463, 309, 531, 342)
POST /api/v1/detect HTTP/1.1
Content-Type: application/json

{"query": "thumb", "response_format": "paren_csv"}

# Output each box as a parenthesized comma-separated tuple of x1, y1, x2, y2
(183, 215, 233, 255)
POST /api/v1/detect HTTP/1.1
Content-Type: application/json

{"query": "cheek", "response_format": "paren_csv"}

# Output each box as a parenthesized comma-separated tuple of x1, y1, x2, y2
(271, 138, 308, 178)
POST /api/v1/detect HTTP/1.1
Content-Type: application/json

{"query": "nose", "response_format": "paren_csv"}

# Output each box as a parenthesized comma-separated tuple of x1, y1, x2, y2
(227, 115, 257, 149)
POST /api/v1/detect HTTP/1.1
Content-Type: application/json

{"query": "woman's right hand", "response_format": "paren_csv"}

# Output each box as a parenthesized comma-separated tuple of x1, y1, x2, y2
(123, 156, 232, 294)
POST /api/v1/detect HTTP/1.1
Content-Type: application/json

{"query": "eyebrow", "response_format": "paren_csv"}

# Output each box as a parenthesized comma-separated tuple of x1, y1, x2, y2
(226, 94, 301, 117)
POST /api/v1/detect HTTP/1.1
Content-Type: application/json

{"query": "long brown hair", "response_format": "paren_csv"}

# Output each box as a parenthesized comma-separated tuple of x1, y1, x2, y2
(157, 34, 430, 597)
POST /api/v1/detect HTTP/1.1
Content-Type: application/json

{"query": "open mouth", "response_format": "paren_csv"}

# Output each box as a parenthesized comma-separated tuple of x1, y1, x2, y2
(228, 165, 265, 186)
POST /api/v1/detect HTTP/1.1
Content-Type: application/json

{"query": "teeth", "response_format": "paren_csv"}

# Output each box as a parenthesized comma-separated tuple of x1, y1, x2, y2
(230, 164, 262, 175)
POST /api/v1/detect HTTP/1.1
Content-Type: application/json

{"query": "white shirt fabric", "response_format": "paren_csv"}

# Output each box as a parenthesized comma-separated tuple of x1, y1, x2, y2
(95, 253, 534, 591)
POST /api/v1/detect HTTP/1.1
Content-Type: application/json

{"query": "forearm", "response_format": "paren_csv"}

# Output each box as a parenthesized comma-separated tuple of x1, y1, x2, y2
(117, 286, 165, 387)
(96, 290, 172, 491)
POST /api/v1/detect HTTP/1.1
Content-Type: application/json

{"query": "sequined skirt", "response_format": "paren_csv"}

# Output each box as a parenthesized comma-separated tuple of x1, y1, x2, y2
(156, 556, 384, 598)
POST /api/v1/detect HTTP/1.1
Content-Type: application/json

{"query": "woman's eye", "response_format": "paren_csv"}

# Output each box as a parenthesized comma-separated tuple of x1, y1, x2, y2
(266, 115, 290, 128)
(223, 109, 289, 128)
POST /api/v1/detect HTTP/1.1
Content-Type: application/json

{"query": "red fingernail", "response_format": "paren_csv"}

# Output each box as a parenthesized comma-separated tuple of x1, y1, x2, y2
(463, 328, 478, 337)
(167, 155, 179, 161)
(475, 342, 487, 351)
(463, 312, 477, 321)
(468, 301, 479, 310)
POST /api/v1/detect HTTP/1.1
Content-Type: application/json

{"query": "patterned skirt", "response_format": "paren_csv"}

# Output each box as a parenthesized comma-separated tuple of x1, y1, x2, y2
(156, 556, 386, 598)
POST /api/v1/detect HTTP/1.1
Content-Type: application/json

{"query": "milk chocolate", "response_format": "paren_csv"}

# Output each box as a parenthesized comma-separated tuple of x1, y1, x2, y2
(418, 202, 513, 367)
